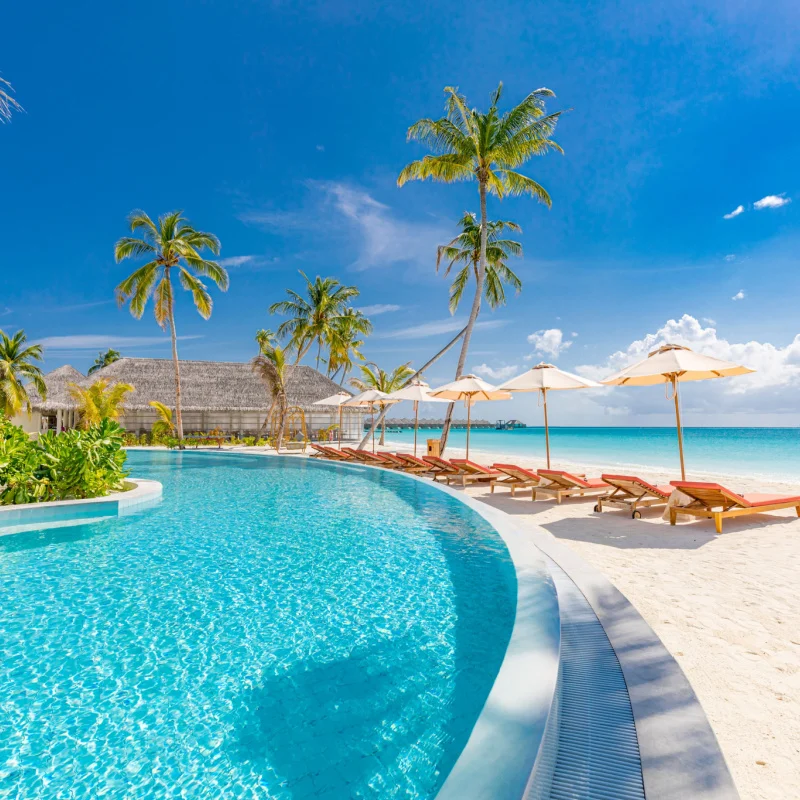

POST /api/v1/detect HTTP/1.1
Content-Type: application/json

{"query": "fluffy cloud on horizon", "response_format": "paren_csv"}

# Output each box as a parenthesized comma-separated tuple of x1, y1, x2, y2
(527, 328, 573, 359)
(472, 363, 519, 381)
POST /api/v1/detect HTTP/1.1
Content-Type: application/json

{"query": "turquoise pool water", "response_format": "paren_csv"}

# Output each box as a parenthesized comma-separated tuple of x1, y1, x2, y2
(0, 452, 517, 799)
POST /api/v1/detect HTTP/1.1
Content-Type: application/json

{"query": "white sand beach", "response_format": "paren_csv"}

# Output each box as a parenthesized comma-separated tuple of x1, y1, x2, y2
(401, 442, 800, 800)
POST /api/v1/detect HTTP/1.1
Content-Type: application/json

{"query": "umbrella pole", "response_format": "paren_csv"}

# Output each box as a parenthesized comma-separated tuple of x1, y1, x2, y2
(414, 400, 419, 457)
(466, 399, 471, 460)
(542, 387, 551, 469)
(372, 406, 376, 453)
(672, 376, 687, 480)
(338, 405, 342, 450)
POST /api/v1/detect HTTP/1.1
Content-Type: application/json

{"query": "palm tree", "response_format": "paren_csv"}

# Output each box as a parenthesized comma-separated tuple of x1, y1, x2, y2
(269, 272, 361, 369)
(0, 329, 46, 418)
(350, 362, 413, 445)
(327, 308, 372, 384)
(252, 337, 290, 451)
(69, 379, 133, 428)
(438, 212, 523, 313)
(114, 210, 228, 440)
(88, 348, 122, 375)
(398, 82, 561, 448)
(148, 401, 175, 439)
(0, 76, 22, 123)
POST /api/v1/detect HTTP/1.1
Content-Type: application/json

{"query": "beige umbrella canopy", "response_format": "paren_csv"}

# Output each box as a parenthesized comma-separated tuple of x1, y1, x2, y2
(312, 391, 351, 449)
(343, 389, 400, 453)
(601, 343, 754, 479)
(498, 362, 600, 468)
(430, 374, 511, 459)
(386, 379, 450, 457)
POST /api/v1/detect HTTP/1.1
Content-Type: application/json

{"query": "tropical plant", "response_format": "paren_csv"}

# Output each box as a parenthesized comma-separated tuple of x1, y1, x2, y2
(149, 400, 175, 440)
(0, 417, 129, 504)
(88, 348, 121, 375)
(327, 308, 372, 384)
(0, 76, 22, 124)
(269, 272, 362, 369)
(0, 329, 47, 418)
(398, 82, 561, 448)
(69, 379, 133, 429)
(252, 336, 290, 451)
(437, 212, 522, 313)
(114, 210, 228, 440)
(350, 362, 413, 444)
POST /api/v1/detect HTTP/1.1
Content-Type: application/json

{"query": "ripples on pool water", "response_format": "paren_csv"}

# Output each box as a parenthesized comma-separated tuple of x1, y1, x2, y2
(0, 452, 517, 799)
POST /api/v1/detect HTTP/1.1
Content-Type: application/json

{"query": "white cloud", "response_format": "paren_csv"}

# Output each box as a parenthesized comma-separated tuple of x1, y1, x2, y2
(724, 254, 736, 262)
(379, 318, 507, 340)
(732, 290, 746, 301)
(723, 204, 744, 219)
(571, 332, 578, 338)
(472, 363, 519, 381)
(526, 328, 573, 358)
(358, 304, 401, 316)
(219, 255, 256, 267)
(316, 144, 325, 151)
(754, 194, 791, 210)
(38, 335, 203, 350)
(702, 317, 716, 325)
(575, 315, 800, 409)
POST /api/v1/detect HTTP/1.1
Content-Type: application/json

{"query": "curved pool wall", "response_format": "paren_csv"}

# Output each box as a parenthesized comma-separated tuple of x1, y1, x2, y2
(0, 451, 561, 799)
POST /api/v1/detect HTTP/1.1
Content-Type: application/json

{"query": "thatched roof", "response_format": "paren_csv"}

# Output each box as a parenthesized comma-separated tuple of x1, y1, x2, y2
(28, 365, 85, 410)
(30, 358, 357, 413)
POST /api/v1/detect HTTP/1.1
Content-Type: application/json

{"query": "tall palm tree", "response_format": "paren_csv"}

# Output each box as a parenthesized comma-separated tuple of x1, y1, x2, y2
(0, 329, 46, 418)
(252, 338, 290, 451)
(398, 82, 561, 448)
(114, 210, 228, 440)
(69, 379, 133, 428)
(269, 272, 361, 369)
(350, 362, 413, 445)
(0, 77, 22, 123)
(327, 308, 372, 385)
(438, 212, 523, 313)
(88, 348, 122, 375)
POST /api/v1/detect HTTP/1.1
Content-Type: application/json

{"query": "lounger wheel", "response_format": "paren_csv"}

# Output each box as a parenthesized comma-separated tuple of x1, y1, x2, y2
(593, 504, 601, 513)
(632, 510, 641, 520)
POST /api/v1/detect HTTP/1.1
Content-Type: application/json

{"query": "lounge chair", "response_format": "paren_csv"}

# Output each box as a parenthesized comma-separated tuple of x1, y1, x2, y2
(373, 452, 407, 469)
(669, 481, 800, 534)
(596, 474, 674, 518)
(382, 453, 433, 474)
(422, 456, 462, 482)
(309, 443, 347, 460)
(534, 470, 608, 503)
(448, 459, 501, 488)
(490, 464, 542, 496)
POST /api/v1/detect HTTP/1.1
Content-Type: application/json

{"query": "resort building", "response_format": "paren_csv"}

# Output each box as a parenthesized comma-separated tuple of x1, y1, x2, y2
(17, 358, 364, 439)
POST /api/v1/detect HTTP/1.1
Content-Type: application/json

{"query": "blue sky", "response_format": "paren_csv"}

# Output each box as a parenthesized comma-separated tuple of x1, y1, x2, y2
(3, 0, 800, 425)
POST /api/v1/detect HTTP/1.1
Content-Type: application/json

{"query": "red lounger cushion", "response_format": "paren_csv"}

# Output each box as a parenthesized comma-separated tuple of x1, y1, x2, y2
(671, 481, 800, 508)
(450, 460, 499, 474)
(602, 474, 673, 497)
(539, 469, 605, 489)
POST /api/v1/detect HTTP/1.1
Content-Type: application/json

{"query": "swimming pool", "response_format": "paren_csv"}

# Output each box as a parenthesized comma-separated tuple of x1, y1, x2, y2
(0, 451, 556, 799)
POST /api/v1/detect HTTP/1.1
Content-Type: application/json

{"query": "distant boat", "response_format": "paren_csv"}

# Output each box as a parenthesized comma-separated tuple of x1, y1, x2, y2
(496, 419, 527, 430)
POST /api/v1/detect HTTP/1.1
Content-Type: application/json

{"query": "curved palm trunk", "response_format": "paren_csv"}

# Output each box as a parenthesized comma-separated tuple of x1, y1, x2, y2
(440, 180, 488, 454)
(380, 416, 386, 446)
(276, 392, 287, 451)
(167, 281, 184, 443)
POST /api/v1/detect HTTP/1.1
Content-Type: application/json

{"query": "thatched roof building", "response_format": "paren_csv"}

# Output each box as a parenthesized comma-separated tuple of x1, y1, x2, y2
(30, 358, 354, 413)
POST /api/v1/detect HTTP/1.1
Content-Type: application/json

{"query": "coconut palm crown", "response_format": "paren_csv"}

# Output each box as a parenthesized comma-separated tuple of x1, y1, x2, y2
(69, 379, 133, 429)
(0, 329, 46, 417)
(350, 361, 413, 445)
(114, 210, 227, 439)
(0, 76, 22, 123)
(88, 348, 122, 375)
(437, 212, 523, 313)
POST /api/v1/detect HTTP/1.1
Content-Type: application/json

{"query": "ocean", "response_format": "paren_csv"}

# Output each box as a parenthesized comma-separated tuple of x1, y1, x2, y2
(378, 427, 800, 482)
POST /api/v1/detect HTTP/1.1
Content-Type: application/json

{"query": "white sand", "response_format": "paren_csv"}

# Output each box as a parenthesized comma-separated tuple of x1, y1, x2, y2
(416, 443, 800, 800)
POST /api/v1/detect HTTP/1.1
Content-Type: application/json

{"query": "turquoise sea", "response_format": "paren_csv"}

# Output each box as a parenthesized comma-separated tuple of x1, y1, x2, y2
(381, 427, 800, 482)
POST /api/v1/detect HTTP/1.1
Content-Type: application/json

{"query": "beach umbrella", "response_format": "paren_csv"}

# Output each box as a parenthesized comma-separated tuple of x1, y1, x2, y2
(601, 343, 754, 480)
(430, 374, 511, 459)
(386, 379, 451, 457)
(343, 389, 400, 453)
(312, 391, 351, 449)
(498, 362, 601, 469)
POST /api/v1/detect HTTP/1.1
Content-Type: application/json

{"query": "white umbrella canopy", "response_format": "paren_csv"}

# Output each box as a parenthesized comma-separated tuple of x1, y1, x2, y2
(313, 391, 351, 448)
(498, 363, 601, 468)
(343, 390, 400, 452)
(430, 374, 512, 459)
(600, 343, 755, 479)
(386, 380, 450, 457)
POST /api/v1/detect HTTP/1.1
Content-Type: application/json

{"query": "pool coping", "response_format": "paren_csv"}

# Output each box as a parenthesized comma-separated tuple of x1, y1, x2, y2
(0, 478, 163, 536)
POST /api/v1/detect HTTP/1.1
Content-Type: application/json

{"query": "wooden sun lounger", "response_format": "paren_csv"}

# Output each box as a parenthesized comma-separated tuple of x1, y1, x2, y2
(309, 443, 349, 460)
(669, 481, 800, 534)
(448, 459, 501, 488)
(490, 464, 542, 496)
(373, 452, 407, 469)
(422, 456, 462, 482)
(340, 447, 377, 463)
(596, 474, 674, 518)
(388, 454, 436, 474)
(534, 469, 608, 503)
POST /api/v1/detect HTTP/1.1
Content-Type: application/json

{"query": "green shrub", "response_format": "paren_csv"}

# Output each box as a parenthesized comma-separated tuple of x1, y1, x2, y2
(0, 417, 130, 505)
